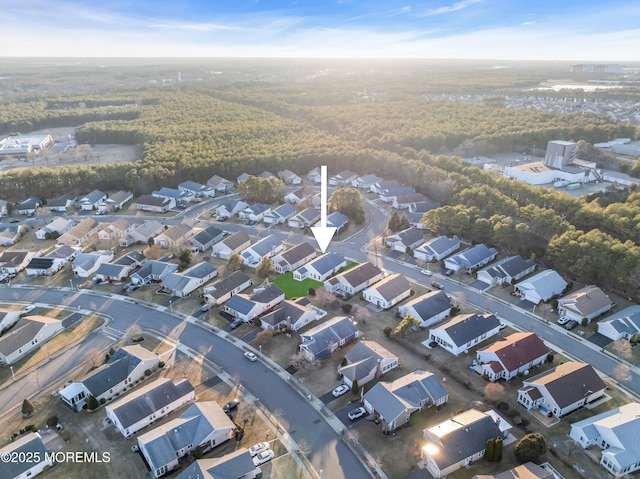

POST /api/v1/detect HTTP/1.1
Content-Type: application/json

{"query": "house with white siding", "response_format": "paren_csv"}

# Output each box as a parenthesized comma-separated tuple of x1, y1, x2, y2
(57, 218, 100, 247)
(136, 195, 175, 213)
(202, 271, 253, 306)
(293, 252, 346, 282)
(338, 340, 398, 388)
(428, 313, 501, 357)
(518, 362, 606, 418)
(278, 169, 302, 185)
(105, 378, 195, 438)
(259, 297, 324, 331)
(329, 170, 357, 187)
(0, 432, 53, 479)
(152, 186, 193, 203)
(14, 196, 42, 215)
(476, 255, 536, 286)
(399, 290, 452, 328)
(0, 250, 38, 275)
(263, 203, 297, 225)
(288, 207, 320, 229)
(130, 260, 178, 285)
(97, 218, 134, 242)
(72, 250, 114, 277)
(299, 316, 360, 361)
(364, 370, 448, 432)
(324, 261, 384, 296)
(153, 223, 194, 249)
(178, 181, 215, 198)
(215, 199, 248, 220)
(240, 234, 282, 267)
(46, 193, 76, 212)
(207, 175, 234, 194)
(161, 262, 217, 298)
(384, 227, 424, 253)
(597, 306, 640, 342)
(211, 231, 251, 260)
(121, 220, 164, 247)
(444, 244, 498, 274)
(78, 189, 107, 211)
(94, 251, 146, 282)
(189, 225, 225, 252)
(513, 269, 567, 304)
(362, 273, 411, 310)
(222, 284, 285, 323)
(557, 285, 612, 323)
(271, 242, 317, 274)
(0, 315, 64, 366)
(97, 191, 133, 213)
(35, 217, 74, 240)
(352, 174, 383, 189)
(476, 332, 550, 382)
(238, 203, 271, 223)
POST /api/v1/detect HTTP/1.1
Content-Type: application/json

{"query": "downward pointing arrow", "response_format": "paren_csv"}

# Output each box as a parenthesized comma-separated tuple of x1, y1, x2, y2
(311, 165, 337, 253)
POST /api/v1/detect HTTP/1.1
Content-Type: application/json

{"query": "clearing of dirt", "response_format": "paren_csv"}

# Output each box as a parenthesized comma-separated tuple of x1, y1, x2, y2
(0, 127, 141, 174)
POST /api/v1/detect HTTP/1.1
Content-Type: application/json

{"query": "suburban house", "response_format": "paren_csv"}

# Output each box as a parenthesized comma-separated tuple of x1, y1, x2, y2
(476, 332, 550, 382)
(597, 306, 640, 342)
(413, 236, 460, 263)
(202, 271, 253, 306)
(0, 224, 27, 246)
(362, 273, 412, 309)
(284, 185, 315, 204)
(57, 218, 100, 246)
(46, 192, 76, 212)
(25, 245, 80, 276)
(409, 201, 441, 215)
(288, 207, 321, 229)
(35, 216, 74, 240)
(260, 297, 325, 331)
(0, 199, 7, 217)
(444, 244, 498, 274)
(392, 193, 426, 210)
(569, 402, 640, 477)
(0, 308, 21, 331)
(94, 251, 146, 282)
(421, 409, 511, 479)
(258, 171, 275, 178)
(0, 315, 64, 365)
(263, 203, 297, 225)
(299, 316, 360, 361)
(0, 432, 53, 479)
(211, 231, 251, 260)
(293, 252, 346, 282)
(513, 269, 567, 304)
(325, 261, 384, 296)
(364, 370, 448, 432)
(278, 169, 302, 185)
(352, 174, 383, 189)
(329, 170, 357, 186)
(238, 203, 271, 222)
(222, 284, 285, 323)
(97, 190, 133, 213)
(136, 194, 175, 213)
(384, 227, 424, 253)
(130, 260, 178, 285)
(518, 362, 606, 418)
(370, 179, 402, 195)
(78, 189, 107, 210)
(153, 223, 194, 249)
(338, 340, 398, 388)
(72, 250, 114, 277)
(14, 196, 42, 215)
(97, 218, 134, 242)
(189, 225, 225, 252)
(0, 250, 38, 275)
(476, 255, 536, 286)
(398, 290, 452, 328)
(137, 401, 235, 479)
(237, 172, 250, 184)
(215, 199, 248, 219)
(271, 242, 317, 274)
(174, 449, 260, 479)
(161, 262, 217, 298)
(152, 186, 193, 203)
(557, 285, 612, 323)
(105, 378, 195, 438)
(240, 234, 283, 267)
(428, 313, 501, 356)
(322, 211, 349, 232)
(207, 174, 234, 194)
(471, 463, 555, 479)
(59, 345, 160, 411)
(379, 186, 416, 203)
(306, 167, 322, 184)
(178, 180, 215, 197)
(121, 220, 164, 247)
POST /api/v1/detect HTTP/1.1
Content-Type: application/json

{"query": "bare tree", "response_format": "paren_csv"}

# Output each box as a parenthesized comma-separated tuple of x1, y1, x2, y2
(122, 324, 143, 343)
(613, 363, 632, 382)
(315, 287, 336, 308)
(254, 329, 273, 347)
(145, 244, 164, 260)
(612, 339, 633, 359)
(290, 351, 320, 371)
(353, 305, 371, 323)
(83, 347, 103, 369)
(484, 382, 506, 402)
(297, 438, 311, 457)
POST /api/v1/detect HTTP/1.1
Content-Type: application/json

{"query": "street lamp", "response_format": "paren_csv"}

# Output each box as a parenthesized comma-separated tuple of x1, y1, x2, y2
(69, 279, 73, 290)
(169, 300, 173, 312)
(10, 366, 15, 381)
(259, 345, 262, 359)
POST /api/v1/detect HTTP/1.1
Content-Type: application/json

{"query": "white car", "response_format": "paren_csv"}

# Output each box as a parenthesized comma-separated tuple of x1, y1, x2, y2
(252, 449, 275, 466)
(420, 269, 433, 276)
(244, 351, 258, 362)
(348, 406, 367, 420)
(248, 442, 270, 457)
(21, 305, 37, 315)
(332, 384, 349, 397)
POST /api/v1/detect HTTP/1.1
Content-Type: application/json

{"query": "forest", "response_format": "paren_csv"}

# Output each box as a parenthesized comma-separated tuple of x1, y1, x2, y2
(0, 60, 639, 296)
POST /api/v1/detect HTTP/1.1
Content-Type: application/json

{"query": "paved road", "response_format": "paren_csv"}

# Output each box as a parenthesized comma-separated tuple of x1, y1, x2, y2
(0, 287, 373, 479)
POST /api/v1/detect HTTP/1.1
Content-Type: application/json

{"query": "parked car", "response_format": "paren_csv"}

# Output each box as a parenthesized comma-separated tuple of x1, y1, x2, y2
(444, 269, 454, 276)
(348, 406, 367, 420)
(248, 442, 270, 457)
(332, 384, 349, 397)
(431, 281, 444, 290)
(252, 449, 275, 467)
(564, 320, 579, 330)
(21, 304, 36, 316)
(420, 269, 432, 276)
(200, 303, 212, 312)
(223, 399, 240, 412)
(244, 352, 258, 362)
(499, 322, 507, 330)
(230, 318, 243, 330)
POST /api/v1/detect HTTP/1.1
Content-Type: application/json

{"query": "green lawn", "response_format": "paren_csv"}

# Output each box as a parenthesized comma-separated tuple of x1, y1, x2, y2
(272, 272, 323, 299)
(344, 261, 359, 271)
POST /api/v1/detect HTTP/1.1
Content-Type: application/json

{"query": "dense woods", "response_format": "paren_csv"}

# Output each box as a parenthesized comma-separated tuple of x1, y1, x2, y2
(1, 65, 639, 296)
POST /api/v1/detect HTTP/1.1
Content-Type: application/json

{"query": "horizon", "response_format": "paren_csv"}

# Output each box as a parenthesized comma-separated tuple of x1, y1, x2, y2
(1, 1, 639, 61)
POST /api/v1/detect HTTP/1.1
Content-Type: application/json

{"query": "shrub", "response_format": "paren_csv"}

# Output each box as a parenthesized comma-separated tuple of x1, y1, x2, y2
(144, 369, 152, 376)
(581, 317, 588, 327)
(546, 353, 554, 363)
(99, 398, 106, 405)
(383, 326, 392, 337)
(308, 287, 316, 296)
(21, 399, 35, 417)
(87, 395, 99, 410)
(46, 416, 59, 428)
(351, 379, 359, 395)
(158, 361, 165, 368)
(514, 433, 546, 463)
(253, 318, 262, 327)
(341, 303, 352, 314)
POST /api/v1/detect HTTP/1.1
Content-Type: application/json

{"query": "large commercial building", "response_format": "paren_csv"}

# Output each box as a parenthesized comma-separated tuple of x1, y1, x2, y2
(0, 134, 53, 158)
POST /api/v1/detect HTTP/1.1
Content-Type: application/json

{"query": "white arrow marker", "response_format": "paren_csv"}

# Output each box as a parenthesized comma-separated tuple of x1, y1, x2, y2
(311, 165, 337, 254)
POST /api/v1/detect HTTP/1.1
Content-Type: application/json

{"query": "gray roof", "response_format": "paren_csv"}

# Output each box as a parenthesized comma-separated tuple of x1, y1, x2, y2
(174, 449, 255, 479)
(497, 255, 536, 277)
(45, 245, 79, 259)
(339, 261, 382, 288)
(15, 196, 41, 210)
(433, 313, 500, 347)
(418, 235, 460, 256)
(219, 231, 250, 250)
(356, 174, 383, 184)
(395, 193, 426, 204)
(83, 347, 148, 397)
(287, 186, 314, 199)
(367, 274, 410, 301)
(558, 285, 611, 317)
(326, 211, 349, 229)
(275, 242, 316, 267)
(205, 271, 251, 301)
(0, 250, 30, 267)
(376, 179, 401, 190)
(248, 234, 281, 257)
(449, 244, 498, 268)
(178, 180, 211, 193)
(300, 316, 360, 357)
(411, 201, 440, 213)
(389, 227, 423, 247)
(261, 299, 311, 327)
(79, 189, 106, 205)
(26, 257, 55, 270)
(162, 262, 216, 292)
(245, 203, 270, 215)
(426, 409, 503, 470)
(304, 252, 345, 276)
(250, 283, 284, 303)
(0, 432, 49, 479)
(0, 316, 59, 356)
(269, 202, 296, 219)
(293, 207, 320, 223)
(95, 263, 129, 278)
(47, 193, 76, 208)
(132, 260, 178, 281)
(183, 261, 217, 279)
(381, 186, 415, 197)
(115, 251, 146, 265)
(153, 187, 189, 200)
(137, 195, 171, 207)
(339, 341, 397, 383)
(401, 290, 452, 322)
(517, 270, 567, 299)
(224, 295, 256, 315)
(108, 378, 194, 430)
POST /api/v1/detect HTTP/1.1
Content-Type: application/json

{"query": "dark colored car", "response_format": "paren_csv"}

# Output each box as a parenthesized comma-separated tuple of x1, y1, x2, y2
(223, 399, 240, 412)
(564, 320, 579, 330)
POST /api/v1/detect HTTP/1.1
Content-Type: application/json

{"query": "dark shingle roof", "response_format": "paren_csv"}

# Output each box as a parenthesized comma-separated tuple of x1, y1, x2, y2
(435, 313, 500, 347)
(305, 252, 345, 276)
(339, 262, 382, 288)
(276, 242, 316, 267)
(402, 290, 452, 322)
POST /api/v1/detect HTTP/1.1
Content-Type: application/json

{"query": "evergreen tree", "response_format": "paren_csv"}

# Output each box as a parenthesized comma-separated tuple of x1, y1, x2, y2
(86, 395, 99, 411)
(388, 211, 400, 232)
(22, 399, 35, 417)
(485, 438, 495, 462)
(351, 379, 359, 395)
(494, 436, 503, 462)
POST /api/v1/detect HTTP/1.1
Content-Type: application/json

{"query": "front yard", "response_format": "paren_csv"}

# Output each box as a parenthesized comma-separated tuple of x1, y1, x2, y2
(271, 272, 322, 299)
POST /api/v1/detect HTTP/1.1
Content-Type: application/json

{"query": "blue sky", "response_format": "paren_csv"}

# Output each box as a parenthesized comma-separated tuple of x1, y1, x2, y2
(1, 0, 639, 60)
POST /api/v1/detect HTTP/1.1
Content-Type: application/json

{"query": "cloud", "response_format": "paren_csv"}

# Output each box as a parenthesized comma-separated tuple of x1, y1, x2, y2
(521, 21, 535, 26)
(423, 0, 482, 17)
(149, 23, 242, 32)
